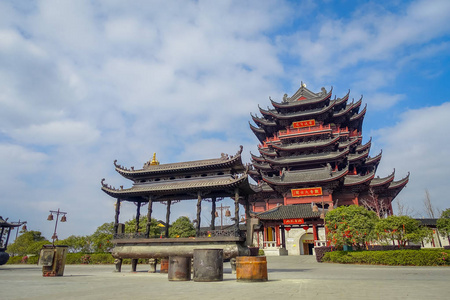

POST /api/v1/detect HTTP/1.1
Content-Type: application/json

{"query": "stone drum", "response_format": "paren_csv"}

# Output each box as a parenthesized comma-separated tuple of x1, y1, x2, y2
(193, 249, 223, 282)
(168, 256, 191, 281)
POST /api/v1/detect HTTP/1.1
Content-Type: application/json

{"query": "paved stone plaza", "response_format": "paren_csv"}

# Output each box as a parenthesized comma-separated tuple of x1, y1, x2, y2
(1, 256, 449, 300)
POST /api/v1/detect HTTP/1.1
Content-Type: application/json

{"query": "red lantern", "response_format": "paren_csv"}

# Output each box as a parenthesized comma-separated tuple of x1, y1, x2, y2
(303, 226, 309, 231)
(285, 227, 291, 232)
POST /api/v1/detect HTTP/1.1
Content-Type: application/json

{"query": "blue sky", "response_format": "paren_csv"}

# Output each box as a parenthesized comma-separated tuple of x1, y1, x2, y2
(1, 0, 450, 240)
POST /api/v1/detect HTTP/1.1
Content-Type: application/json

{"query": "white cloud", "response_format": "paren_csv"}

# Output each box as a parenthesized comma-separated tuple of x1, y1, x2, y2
(11, 120, 100, 146)
(373, 102, 450, 215)
(1, 0, 449, 240)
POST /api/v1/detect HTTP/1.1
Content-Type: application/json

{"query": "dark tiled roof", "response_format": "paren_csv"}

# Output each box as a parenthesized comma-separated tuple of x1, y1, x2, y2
(114, 146, 245, 178)
(263, 165, 348, 185)
(344, 171, 375, 186)
(416, 218, 437, 226)
(101, 174, 255, 200)
(256, 204, 322, 220)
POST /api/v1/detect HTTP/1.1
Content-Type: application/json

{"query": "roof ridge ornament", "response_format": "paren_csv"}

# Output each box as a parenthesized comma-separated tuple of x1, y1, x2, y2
(150, 153, 160, 165)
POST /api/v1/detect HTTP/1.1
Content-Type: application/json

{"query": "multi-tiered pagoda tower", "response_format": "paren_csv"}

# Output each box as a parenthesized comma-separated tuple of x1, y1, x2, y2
(248, 83, 409, 255)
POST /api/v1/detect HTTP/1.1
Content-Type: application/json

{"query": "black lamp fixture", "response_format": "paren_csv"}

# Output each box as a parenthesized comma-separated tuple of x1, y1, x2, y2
(47, 208, 67, 246)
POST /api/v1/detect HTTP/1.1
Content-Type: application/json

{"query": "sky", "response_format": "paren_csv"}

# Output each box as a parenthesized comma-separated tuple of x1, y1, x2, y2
(1, 0, 450, 241)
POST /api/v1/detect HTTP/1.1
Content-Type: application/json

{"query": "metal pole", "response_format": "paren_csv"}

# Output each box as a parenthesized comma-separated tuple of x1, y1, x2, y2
(52, 209, 60, 246)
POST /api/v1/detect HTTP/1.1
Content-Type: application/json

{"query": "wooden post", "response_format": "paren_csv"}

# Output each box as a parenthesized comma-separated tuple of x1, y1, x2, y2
(196, 192, 202, 236)
(145, 196, 153, 238)
(114, 199, 121, 234)
(234, 188, 240, 235)
(275, 225, 280, 247)
(245, 195, 253, 246)
(135, 202, 141, 234)
(211, 196, 216, 230)
(281, 225, 286, 248)
(313, 224, 318, 241)
(165, 200, 171, 238)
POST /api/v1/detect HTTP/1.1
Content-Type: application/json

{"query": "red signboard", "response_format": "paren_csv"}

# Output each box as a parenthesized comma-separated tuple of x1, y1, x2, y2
(283, 218, 305, 225)
(291, 187, 323, 197)
(292, 119, 315, 128)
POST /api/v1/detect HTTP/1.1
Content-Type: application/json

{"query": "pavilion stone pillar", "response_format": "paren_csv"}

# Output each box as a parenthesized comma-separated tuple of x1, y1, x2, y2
(196, 192, 202, 237)
(211, 196, 216, 231)
(114, 199, 121, 234)
(234, 188, 240, 236)
(145, 196, 154, 238)
(165, 200, 171, 238)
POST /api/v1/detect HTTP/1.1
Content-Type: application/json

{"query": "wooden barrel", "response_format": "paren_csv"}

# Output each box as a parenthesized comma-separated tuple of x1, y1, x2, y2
(168, 256, 191, 281)
(160, 258, 169, 273)
(193, 249, 223, 282)
(236, 256, 268, 282)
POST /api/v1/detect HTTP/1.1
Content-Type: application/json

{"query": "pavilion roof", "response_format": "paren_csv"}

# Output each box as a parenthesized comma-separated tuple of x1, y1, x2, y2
(256, 204, 322, 220)
(114, 146, 245, 180)
(101, 172, 256, 202)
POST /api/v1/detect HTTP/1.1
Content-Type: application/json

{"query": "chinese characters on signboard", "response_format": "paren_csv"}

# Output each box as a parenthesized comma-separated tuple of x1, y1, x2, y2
(292, 119, 316, 128)
(283, 218, 305, 225)
(291, 187, 323, 197)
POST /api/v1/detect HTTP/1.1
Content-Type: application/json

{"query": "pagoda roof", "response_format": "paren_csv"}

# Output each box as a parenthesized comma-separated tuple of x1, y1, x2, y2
(269, 87, 333, 109)
(251, 113, 276, 127)
(334, 90, 351, 107)
(365, 150, 382, 166)
(114, 146, 245, 180)
(338, 136, 361, 149)
(270, 136, 340, 152)
(250, 160, 273, 172)
(369, 170, 396, 187)
(350, 104, 367, 121)
(256, 204, 322, 220)
(262, 165, 349, 186)
(356, 137, 371, 152)
(333, 97, 362, 118)
(343, 170, 376, 186)
(101, 172, 255, 201)
(258, 147, 278, 157)
(348, 147, 370, 163)
(388, 172, 410, 190)
(265, 100, 337, 120)
(263, 148, 350, 166)
(249, 122, 267, 142)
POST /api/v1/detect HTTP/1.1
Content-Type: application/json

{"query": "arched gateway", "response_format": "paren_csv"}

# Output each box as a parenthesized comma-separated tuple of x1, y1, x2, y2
(101, 146, 260, 271)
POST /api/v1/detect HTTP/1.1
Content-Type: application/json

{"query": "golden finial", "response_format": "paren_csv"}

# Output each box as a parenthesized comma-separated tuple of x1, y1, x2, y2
(150, 153, 160, 165)
(301, 81, 306, 88)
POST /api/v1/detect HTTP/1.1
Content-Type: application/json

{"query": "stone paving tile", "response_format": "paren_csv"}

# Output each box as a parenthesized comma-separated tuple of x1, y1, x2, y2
(1, 256, 449, 300)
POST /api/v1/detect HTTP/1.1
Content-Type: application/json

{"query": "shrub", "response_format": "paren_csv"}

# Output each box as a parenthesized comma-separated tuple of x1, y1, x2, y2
(322, 249, 450, 266)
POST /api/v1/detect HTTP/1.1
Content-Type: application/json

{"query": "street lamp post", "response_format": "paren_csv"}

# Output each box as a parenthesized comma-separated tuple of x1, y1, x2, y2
(47, 209, 67, 246)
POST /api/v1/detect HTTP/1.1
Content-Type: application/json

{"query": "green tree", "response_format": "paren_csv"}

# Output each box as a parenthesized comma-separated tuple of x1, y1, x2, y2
(125, 216, 161, 237)
(169, 216, 196, 238)
(375, 215, 432, 246)
(58, 235, 92, 253)
(6, 231, 49, 256)
(325, 205, 378, 249)
(437, 208, 450, 243)
(90, 222, 114, 253)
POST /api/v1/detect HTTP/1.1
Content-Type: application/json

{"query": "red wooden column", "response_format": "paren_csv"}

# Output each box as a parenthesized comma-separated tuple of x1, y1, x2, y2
(275, 225, 281, 247)
(312, 224, 318, 242)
